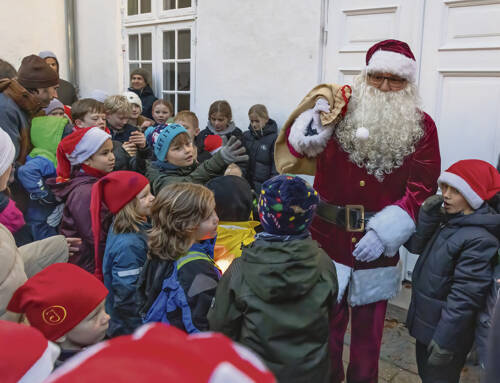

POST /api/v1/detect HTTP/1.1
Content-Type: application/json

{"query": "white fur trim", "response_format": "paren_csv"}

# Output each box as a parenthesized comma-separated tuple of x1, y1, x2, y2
(18, 341, 60, 383)
(287, 108, 334, 157)
(348, 262, 402, 306)
(69, 127, 111, 165)
(367, 205, 416, 257)
(438, 172, 483, 209)
(367, 50, 417, 83)
(332, 260, 352, 303)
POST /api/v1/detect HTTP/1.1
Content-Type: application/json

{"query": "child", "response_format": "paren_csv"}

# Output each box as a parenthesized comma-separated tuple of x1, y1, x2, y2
(124, 91, 153, 132)
(206, 175, 259, 272)
(7, 263, 109, 367)
(174, 110, 200, 141)
(72, 98, 107, 131)
(208, 175, 337, 382)
(48, 127, 115, 274)
(242, 104, 278, 193)
(137, 183, 221, 333)
(145, 123, 248, 195)
(195, 100, 245, 164)
(406, 159, 500, 383)
(152, 99, 174, 126)
(90, 171, 154, 336)
(44, 98, 66, 118)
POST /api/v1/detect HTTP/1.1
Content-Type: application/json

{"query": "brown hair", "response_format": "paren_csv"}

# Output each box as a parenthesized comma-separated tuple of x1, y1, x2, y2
(248, 104, 269, 120)
(72, 98, 105, 122)
(0, 59, 17, 79)
(148, 183, 215, 261)
(113, 198, 144, 234)
(104, 95, 132, 115)
(174, 110, 199, 130)
(169, 132, 192, 149)
(152, 99, 173, 115)
(208, 100, 232, 121)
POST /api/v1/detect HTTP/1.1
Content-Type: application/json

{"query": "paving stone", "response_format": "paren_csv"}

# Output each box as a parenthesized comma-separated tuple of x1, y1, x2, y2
(391, 371, 421, 383)
(378, 359, 400, 382)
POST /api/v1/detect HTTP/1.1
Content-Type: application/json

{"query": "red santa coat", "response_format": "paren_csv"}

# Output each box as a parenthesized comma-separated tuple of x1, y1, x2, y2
(284, 110, 440, 306)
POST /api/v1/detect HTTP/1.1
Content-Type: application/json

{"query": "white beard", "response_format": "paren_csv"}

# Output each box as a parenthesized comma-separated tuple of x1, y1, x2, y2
(335, 74, 424, 182)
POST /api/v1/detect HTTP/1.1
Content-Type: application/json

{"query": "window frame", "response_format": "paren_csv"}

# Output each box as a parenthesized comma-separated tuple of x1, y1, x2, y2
(123, 0, 155, 23)
(124, 26, 157, 93)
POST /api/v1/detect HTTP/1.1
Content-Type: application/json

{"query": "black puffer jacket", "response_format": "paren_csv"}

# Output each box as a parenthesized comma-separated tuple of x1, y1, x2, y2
(128, 86, 157, 120)
(242, 119, 278, 192)
(406, 202, 500, 353)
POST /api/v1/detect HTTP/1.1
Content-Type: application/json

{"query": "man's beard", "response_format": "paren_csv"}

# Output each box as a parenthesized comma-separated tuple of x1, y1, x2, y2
(335, 74, 424, 182)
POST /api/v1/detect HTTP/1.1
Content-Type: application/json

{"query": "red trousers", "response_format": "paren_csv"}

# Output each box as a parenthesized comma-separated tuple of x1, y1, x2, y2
(330, 296, 388, 383)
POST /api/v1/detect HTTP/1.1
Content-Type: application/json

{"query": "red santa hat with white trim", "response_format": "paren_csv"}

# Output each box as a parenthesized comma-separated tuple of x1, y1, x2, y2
(0, 320, 60, 383)
(438, 159, 500, 209)
(56, 127, 111, 181)
(365, 39, 417, 83)
(45, 323, 276, 383)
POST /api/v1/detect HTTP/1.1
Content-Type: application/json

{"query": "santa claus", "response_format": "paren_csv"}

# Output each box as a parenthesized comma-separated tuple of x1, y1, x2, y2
(275, 39, 441, 382)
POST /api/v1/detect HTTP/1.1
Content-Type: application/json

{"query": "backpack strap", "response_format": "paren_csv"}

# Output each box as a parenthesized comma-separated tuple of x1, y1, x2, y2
(177, 250, 221, 273)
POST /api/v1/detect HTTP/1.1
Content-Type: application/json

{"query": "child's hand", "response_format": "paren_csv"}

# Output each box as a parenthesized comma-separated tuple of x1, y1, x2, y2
(122, 141, 138, 157)
(66, 237, 82, 257)
(140, 120, 153, 131)
(422, 195, 444, 215)
(129, 130, 147, 149)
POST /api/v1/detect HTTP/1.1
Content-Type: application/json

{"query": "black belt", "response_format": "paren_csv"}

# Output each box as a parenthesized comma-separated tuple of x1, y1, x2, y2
(316, 200, 375, 232)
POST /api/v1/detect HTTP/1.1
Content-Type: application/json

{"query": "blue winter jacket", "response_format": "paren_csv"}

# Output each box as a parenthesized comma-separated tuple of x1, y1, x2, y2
(138, 238, 221, 333)
(103, 222, 151, 337)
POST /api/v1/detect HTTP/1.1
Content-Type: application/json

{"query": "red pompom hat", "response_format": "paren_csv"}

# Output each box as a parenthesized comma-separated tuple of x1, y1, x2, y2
(45, 323, 276, 383)
(204, 134, 223, 154)
(7, 263, 108, 341)
(438, 159, 500, 209)
(0, 320, 60, 383)
(365, 39, 417, 82)
(56, 127, 110, 181)
(90, 171, 150, 280)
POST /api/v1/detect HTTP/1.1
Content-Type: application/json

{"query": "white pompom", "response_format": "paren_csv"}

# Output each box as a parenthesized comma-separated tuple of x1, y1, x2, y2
(355, 127, 369, 140)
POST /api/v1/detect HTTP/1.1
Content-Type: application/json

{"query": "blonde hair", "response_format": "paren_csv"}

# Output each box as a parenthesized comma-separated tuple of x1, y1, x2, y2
(174, 110, 199, 130)
(104, 95, 132, 115)
(208, 100, 232, 121)
(248, 104, 269, 120)
(113, 198, 144, 234)
(148, 183, 215, 261)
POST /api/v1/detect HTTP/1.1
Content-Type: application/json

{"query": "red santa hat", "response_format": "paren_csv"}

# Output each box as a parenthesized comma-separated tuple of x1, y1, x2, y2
(45, 323, 276, 383)
(56, 127, 111, 181)
(90, 171, 150, 280)
(438, 159, 500, 209)
(0, 320, 60, 383)
(365, 39, 417, 83)
(204, 134, 223, 155)
(7, 263, 108, 341)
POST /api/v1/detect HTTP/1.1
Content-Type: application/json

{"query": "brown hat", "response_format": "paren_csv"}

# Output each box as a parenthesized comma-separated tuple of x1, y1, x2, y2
(130, 67, 151, 85)
(17, 55, 59, 89)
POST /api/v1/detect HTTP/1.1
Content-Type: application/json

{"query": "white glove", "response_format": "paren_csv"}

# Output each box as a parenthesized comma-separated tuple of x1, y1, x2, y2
(47, 204, 64, 227)
(353, 230, 385, 262)
(310, 98, 331, 134)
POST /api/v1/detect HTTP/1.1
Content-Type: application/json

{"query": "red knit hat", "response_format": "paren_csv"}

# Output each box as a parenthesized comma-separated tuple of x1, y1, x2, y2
(204, 134, 223, 154)
(438, 159, 500, 209)
(365, 39, 417, 82)
(56, 127, 110, 181)
(90, 171, 149, 280)
(7, 263, 108, 341)
(0, 320, 60, 383)
(45, 323, 276, 383)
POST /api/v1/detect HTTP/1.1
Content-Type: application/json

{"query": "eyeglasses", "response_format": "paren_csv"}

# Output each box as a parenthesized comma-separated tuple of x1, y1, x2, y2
(367, 73, 407, 89)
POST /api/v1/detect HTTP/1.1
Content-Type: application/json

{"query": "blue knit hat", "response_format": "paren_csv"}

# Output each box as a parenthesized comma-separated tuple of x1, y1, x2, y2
(258, 175, 319, 235)
(152, 123, 188, 161)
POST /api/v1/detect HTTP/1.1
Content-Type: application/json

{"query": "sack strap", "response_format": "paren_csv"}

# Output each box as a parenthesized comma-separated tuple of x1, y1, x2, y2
(177, 251, 221, 272)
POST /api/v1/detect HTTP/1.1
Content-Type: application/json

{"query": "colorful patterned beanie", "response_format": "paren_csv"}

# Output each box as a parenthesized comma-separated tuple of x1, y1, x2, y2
(258, 175, 319, 235)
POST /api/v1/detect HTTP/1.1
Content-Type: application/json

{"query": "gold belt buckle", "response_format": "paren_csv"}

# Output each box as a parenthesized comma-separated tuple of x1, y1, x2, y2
(345, 204, 365, 232)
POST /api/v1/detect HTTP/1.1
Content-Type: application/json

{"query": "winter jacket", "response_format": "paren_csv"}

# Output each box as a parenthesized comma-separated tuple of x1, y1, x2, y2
(208, 236, 338, 383)
(108, 123, 139, 144)
(128, 86, 157, 120)
(242, 119, 278, 192)
(146, 151, 227, 195)
(214, 221, 259, 272)
(107, 124, 150, 174)
(406, 202, 500, 354)
(137, 238, 221, 333)
(0, 192, 25, 235)
(48, 170, 112, 274)
(103, 222, 150, 337)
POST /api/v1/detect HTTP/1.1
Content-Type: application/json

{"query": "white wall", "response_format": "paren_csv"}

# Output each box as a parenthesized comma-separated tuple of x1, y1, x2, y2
(195, 1, 322, 131)
(0, 0, 68, 78)
(76, 0, 124, 98)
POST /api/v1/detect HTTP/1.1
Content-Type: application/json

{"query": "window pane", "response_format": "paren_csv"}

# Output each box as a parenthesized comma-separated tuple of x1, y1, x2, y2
(141, 34, 152, 60)
(129, 35, 139, 60)
(178, 62, 190, 91)
(163, 93, 175, 112)
(163, 63, 175, 91)
(178, 0, 191, 8)
(163, 0, 175, 10)
(178, 30, 191, 59)
(142, 63, 152, 80)
(178, 94, 190, 111)
(163, 31, 175, 60)
(128, 0, 138, 15)
(129, 63, 140, 72)
(140, 0, 151, 13)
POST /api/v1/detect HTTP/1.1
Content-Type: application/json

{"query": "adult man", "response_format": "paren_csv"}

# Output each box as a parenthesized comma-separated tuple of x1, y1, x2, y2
(39, 50, 78, 106)
(275, 39, 441, 382)
(0, 55, 59, 163)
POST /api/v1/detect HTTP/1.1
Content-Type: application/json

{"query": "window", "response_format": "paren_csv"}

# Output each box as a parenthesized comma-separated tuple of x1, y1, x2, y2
(163, 0, 191, 10)
(128, 33, 153, 76)
(127, 0, 151, 15)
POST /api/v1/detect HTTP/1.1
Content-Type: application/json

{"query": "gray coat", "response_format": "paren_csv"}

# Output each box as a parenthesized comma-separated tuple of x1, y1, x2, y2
(0, 92, 28, 160)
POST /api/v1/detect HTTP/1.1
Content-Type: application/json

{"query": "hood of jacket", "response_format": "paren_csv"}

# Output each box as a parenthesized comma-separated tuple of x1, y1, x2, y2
(248, 118, 278, 139)
(128, 85, 155, 98)
(242, 237, 322, 302)
(149, 160, 197, 177)
(48, 171, 98, 202)
(444, 203, 500, 238)
(29, 116, 67, 166)
(206, 121, 237, 136)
